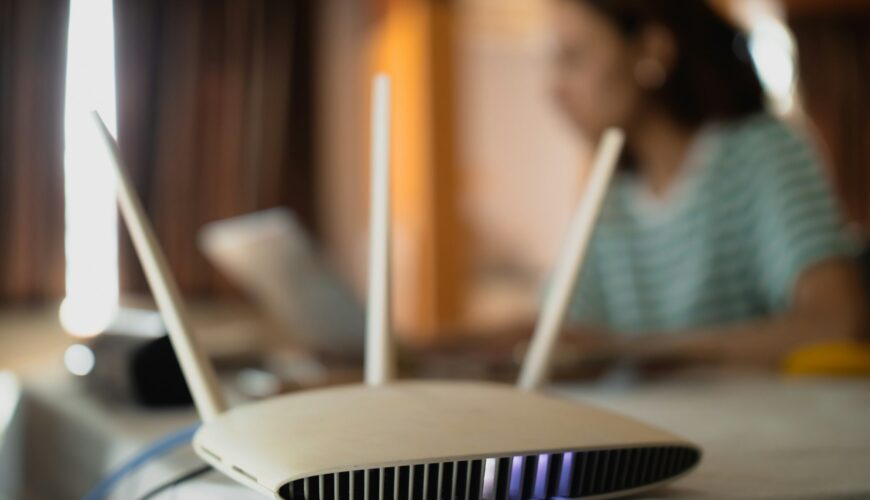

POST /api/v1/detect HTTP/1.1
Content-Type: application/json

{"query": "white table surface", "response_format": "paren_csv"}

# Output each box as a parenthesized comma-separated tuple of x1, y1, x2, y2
(555, 374, 870, 499)
(3, 372, 869, 499)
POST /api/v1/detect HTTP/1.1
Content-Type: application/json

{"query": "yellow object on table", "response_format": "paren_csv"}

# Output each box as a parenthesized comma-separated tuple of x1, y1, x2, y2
(783, 340, 870, 377)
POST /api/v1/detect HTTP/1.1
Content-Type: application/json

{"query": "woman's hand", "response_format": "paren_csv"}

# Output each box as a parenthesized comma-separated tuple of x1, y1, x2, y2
(594, 257, 868, 371)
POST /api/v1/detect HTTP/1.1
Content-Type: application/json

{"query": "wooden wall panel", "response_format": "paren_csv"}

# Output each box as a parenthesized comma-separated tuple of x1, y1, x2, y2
(0, 0, 68, 302)
(788, 9, 870, 234)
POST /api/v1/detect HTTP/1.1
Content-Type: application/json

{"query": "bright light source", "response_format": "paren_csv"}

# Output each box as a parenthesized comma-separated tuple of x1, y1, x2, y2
(61, 0, 119, 337)
(64, 344, 97, 377)
(0, 372, 19, 442)
(740, 0, 797, 114)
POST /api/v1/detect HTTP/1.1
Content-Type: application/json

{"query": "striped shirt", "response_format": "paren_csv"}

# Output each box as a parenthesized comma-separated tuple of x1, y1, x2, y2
(568, 113, 857, 335)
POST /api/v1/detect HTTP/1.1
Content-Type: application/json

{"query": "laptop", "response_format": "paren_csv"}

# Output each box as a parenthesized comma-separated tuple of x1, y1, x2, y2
(198, 208, 365, 357)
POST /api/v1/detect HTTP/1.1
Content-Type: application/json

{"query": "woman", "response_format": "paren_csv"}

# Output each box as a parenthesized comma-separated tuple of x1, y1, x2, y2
(544, 0, 866, 370)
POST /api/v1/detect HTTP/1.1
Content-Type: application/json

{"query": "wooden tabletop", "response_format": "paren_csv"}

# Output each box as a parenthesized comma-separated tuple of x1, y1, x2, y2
(558, 374, 870, 498)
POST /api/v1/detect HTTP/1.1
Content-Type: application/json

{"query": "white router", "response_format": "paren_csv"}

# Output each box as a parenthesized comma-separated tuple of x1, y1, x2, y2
(94, 74, 700, 500)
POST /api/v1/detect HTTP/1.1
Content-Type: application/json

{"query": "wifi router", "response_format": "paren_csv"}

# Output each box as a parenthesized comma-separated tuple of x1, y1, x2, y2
(94, 74, 700, 499)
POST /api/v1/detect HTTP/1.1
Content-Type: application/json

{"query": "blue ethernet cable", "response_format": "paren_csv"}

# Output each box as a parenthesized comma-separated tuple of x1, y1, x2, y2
(83, 422, 201, 500)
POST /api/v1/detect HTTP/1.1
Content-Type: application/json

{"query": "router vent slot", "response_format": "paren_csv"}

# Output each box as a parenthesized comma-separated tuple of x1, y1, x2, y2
(278, 446, 699, 500)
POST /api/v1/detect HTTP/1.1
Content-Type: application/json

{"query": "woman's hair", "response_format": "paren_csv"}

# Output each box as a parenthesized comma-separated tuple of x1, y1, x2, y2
(572, 0, 765, 126)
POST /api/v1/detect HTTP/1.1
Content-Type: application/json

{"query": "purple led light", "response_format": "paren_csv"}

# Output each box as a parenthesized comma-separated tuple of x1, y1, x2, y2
(509, 456, 525, 497)
(558, 452, 575, 495)
(534, 454, 551, 498)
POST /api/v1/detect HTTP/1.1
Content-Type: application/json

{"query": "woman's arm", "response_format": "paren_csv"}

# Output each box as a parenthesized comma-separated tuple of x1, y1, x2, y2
(614, 257, 867, 368)
(416, 260, 865, 373)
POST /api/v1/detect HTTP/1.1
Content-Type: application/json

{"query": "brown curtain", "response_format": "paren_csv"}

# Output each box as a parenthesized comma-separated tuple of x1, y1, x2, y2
(0, 0, 69, 303)
(788, 7, 870, 235)
(114, 0, 316, 296)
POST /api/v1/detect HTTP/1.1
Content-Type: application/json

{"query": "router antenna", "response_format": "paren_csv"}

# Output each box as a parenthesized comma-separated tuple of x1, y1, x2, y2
(93, 112, 228, 421)
(518, 128, 625, 390)
(365, 74, 396, 385)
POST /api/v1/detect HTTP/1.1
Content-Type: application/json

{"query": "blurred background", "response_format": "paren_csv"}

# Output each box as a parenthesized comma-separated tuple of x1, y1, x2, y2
(2, 0, 868, 360)
(0, 0, 869, 496)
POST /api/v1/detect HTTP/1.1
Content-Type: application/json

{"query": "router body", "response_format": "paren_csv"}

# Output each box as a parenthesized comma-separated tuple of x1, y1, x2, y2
(94, 73, 701, 500)
(195, 381, 699, 499)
